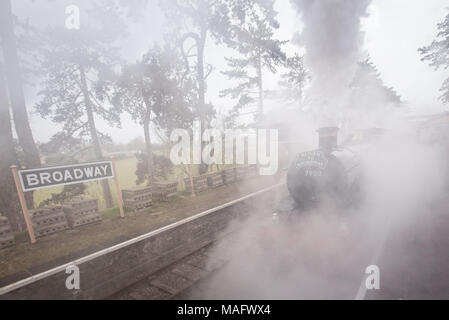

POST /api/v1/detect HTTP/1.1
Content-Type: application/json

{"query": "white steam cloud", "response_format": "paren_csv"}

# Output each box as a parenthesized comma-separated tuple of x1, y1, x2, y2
(291, 0, 372, 126)
(190, 122, 449, 299)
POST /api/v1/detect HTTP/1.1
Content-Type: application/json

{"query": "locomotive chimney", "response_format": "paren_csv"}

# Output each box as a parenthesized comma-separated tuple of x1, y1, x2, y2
(317, 126, 339, 152)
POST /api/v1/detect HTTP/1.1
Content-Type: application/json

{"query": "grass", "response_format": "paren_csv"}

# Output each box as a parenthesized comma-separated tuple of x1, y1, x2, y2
(34, 157, 139, 210)
(34, 157, 188, 210)
(34, 157, 231, 211)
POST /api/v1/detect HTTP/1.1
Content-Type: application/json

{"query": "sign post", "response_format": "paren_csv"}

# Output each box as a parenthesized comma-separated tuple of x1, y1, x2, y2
(10, 165, 36, 244)
(111, 158, 125, 218)
(12, 160, 123, 243)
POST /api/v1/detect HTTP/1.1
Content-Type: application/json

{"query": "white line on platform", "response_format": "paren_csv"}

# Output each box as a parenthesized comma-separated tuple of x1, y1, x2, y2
(0, 183, 284, 296)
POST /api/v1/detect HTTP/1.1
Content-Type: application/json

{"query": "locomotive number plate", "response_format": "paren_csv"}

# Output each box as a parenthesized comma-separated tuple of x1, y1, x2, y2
(295, 150, 328, 170)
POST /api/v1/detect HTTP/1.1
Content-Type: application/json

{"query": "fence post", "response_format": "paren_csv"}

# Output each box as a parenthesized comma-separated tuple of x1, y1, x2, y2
(188, 164, 196, 197)
(10, 165, 36, 243)
(111, 158, 125, 218)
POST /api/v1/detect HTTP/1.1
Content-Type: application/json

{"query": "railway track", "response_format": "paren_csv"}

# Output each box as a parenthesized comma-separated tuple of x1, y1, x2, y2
(168, 200, 449, 300)
(2, 180, 448, 300)
(109, 237, 237, 300)
(109, 190, 280, 300)
(113, 204, 374, 300)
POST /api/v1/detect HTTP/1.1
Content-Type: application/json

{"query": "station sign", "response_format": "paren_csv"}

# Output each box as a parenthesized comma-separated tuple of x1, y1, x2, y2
(18, 161, 114, 191)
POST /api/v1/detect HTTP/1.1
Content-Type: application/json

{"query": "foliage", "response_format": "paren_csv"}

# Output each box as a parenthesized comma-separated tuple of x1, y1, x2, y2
(113, 43, 195, 134)
(348, 58, 401, 110)
(419, 11, 449, 104)
(103, 137, 146, 153)
(220, 0, 287, 116)
(265, 53, 309, 108)
(112, 42, 195, 180)
(278, 54, 309, 105)
(39, 184, 87, 208)
(159, 0, 233, 44)
(159, 0, 284, 120)
(34, 24, 123, 153)
(135, 152, 174, 185)
(159, 0, 232, 124)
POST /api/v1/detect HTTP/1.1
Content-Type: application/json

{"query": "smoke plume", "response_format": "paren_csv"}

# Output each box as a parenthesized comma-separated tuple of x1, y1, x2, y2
(291, 0, 372, 126)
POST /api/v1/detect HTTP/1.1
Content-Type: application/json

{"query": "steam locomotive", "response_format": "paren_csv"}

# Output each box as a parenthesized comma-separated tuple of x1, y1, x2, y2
(274, 127, 385, 219)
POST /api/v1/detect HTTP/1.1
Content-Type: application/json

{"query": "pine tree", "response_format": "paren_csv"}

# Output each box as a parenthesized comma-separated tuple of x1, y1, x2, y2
(266, 53, 308, 109)
(112, 43, 194, 184)
(0, 0, 41, 210)
(349, 58, 401, 110)
(220, 0, 287, 120)
(159, 0, 231, 125)
(35, 27, 122, 208)
(419, 11, 449, 104)
(0, 59, 23, 231)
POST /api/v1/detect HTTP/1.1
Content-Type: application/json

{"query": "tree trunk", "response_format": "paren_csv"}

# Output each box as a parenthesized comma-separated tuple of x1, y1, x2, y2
(0, 64, 23, 232)
(256, 48, 264, 118)
(255, 48, 264, 169)
(180, 28, 208, 174)
(197, 30, 207, 124)
(197, 28, 208, 174)
(0, 0, 40, 209)
(142, 98, 154, 184)
(79, 64, 113, 208)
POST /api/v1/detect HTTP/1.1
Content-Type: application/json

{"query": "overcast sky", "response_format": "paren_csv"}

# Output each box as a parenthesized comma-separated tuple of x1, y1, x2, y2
(12, 0, 449, 144)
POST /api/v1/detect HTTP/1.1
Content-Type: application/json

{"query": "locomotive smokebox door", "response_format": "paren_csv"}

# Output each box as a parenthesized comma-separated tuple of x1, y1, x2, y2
(286, 126, 348, 208)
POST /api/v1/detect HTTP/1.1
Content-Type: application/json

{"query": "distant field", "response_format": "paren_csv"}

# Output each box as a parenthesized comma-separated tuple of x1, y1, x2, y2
(34, 157, 187, 210)
(34, 156, 228, 210)
(34, 157, 139, 209)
